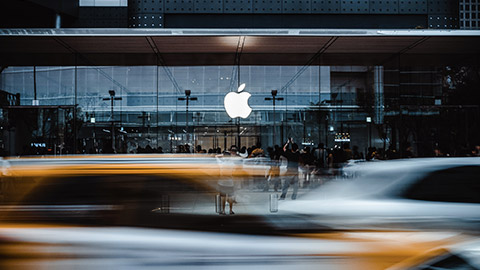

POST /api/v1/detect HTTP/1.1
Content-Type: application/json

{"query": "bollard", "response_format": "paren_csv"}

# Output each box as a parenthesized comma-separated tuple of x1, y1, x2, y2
(269, 193, 278, 213)
(215, 194, 222, 213)
(161, 195, 170, 214)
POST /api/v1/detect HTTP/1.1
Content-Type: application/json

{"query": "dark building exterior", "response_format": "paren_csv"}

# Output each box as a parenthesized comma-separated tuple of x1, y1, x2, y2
(0, 0, 469, 29)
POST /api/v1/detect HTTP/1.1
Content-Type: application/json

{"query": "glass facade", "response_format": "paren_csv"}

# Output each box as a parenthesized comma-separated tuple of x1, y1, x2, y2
(1, 65, 479, 158)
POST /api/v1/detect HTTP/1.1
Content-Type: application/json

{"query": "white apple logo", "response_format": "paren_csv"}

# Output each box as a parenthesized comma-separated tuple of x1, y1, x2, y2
(224, 83, 252, 119)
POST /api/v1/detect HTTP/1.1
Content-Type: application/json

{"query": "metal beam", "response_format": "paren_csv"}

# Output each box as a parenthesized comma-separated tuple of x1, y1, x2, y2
(228, 36, 245, 91)
(3, 28, 480, 37)
(379, 36, 430, 66)
(279, 36, 337, 93)
(145, 36, 182, 94)
(52, 36, 129, 93)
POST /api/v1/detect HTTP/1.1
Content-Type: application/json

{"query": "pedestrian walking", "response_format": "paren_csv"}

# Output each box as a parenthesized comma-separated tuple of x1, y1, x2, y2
(279, 138, 300, 200)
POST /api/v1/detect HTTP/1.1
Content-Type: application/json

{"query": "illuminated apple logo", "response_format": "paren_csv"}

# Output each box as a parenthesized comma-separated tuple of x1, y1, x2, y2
(224, 83, 252, 119)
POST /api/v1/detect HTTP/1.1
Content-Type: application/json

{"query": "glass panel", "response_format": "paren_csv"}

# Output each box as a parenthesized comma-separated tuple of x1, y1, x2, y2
(404, 166, 480, 203)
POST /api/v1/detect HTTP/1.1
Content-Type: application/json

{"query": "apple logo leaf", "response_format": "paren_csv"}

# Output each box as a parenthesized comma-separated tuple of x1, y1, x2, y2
(237, 83, 246, 92)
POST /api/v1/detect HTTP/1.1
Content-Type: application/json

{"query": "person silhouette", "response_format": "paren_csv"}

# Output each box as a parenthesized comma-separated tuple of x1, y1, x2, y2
(279, 138, 300, 200)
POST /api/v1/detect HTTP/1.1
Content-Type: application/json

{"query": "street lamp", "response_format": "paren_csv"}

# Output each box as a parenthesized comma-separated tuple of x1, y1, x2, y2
(102, 90, 122, 153)
(366, 116, 372, 149)
(90, 112, 97, 153)
(265, 90, 284, 146)
(322, 94, 343, 148)
(320, 99, 330, 148)
(138, 111, 151, 134)
(178, 90, 197, 143)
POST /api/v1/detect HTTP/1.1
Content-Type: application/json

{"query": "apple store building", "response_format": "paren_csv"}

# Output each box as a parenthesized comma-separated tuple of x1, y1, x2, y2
(1, 30, 480, 158)
(1, 65, 336, 154)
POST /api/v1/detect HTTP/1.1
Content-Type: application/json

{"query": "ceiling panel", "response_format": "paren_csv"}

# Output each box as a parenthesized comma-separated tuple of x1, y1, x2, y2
(152, 36, 239, 53)
(243, 36, 332, 53)
(1, 32, 480, 66)
(161, 53, 236, 65)
(59, 36, 153, 53)
(327, 37, 425, 53)
(406, 37, 480, 54)
(0, 37, 71, 53)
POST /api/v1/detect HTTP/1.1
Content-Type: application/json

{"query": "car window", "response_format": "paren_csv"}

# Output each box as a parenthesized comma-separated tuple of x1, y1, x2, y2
(415, 252, 477, 270)
(7, 174, 202, 205)
(0, 176, 37, 204)
(404, 166, 480, 203)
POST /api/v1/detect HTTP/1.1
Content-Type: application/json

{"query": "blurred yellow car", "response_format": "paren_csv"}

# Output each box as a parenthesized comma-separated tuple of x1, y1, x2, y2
(0, 154, 265, 225)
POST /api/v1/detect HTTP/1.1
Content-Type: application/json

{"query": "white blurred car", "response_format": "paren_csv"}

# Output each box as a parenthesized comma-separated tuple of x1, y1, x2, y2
(1, 225, 477, 270)
(278, 158, 480, 230)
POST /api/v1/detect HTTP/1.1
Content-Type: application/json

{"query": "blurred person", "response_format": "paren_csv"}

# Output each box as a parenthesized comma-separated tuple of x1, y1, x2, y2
(229, 145, 238, 155)
(404, 144, 414, 158)
(343, 143, 353, 161)
(434, 147, 445, 157)
(326, 148, 334, 175)
(217, 145, 239, 215)
(312, 143, 327, 183)
(469, 144, 480, 157)
(352, 145, 363, 160)
(371, 148, 384, 160)
(332, 145, 343, 164)
(266, 146, 273, 156)
(332, 145, 345, 175)
(279, 138, 300, 200)
(264, 145, 282, 192)
(263, 146, 274, 191)
(176, 145, 185, 153)
(145, 145, 153, 153)
(238, 146, 248, 158)
(249, 143, 265, 158)
(300, 146, 315, 187)
(367, 147, 379, 160)
(314, 143, 326, 169)
(366, 147, 374, 161)
(386, 145, 398, 159)
(248, 143, 266, 189)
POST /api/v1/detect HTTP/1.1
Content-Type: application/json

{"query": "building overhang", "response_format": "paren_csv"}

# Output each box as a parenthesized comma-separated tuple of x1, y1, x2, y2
(1, 28, 480, 67)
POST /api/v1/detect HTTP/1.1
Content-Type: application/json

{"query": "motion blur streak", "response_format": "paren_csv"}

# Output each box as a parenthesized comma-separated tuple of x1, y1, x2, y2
(1, 156, 479, 269)
(0, 226, 468, 270)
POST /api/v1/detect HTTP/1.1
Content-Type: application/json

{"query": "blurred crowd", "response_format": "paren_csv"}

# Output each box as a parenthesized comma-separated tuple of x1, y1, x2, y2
(174, 140, 480, 195)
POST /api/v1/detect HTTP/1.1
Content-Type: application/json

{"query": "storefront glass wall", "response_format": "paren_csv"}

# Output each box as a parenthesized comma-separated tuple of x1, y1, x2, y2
(1, 65, 479, 158)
